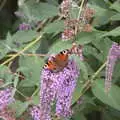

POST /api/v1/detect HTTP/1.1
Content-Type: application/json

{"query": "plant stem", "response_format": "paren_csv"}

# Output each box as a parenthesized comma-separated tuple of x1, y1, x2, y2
(77, 0, 85, 20)
(72, 61, 106, 107)
(91, 61, 106, 80)
(31, 87, 39, 97)
(16, 88, 28, 99)
(1, 34, 43, 66)
(74, 0, 85, 40)
(7, 53, 47, 57)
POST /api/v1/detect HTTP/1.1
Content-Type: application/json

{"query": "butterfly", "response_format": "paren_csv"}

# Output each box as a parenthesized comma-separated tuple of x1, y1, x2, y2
(43, 49, 70, 72)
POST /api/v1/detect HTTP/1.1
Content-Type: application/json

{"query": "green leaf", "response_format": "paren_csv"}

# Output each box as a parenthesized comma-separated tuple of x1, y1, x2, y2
(19, 56, 44, 87)
(102, 27, 120, 37)
(14, 76, 19, 88)
(72, 113, 87, 120)
(92, 79, 120, 111)
(10, 100, 30, 117)
(91, 37, 112, 62)
(103, 110, 120, 120)
(12, 30, 38, 43)
(0, 41, 8, 59)
(90, 5, 115, 26)
(0, 33, 14, 58)
(0, 65, 13, 85)
(72, 55, 88, 80)
(89, 0, 108, 8)
(111, 13, 120, 21)
(72, 78, 83, 105)
(31, 95, 39, 105)
(76, 31, 103, 45)
(70, 6, 79, 19)
(110, 1, 120, 12)
(21, 0, 58, 21)
(43, 20, 64, 33)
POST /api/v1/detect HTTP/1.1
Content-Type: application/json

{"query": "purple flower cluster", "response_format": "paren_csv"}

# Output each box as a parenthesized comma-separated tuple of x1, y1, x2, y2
(30, 106, 51, 120)
(30, 59, 79, 119)
(0, 87, 14, 110)
(19, 23, 31, 31)
(105, 42, 120, 93)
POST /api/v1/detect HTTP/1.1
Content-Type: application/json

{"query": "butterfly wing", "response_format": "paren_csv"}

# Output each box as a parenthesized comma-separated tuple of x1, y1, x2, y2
(53, 50, 69, 70)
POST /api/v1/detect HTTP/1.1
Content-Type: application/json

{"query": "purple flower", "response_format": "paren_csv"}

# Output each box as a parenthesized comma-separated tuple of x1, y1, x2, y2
(56, 79, 75, 117)
(30, 106, 51, 120)
(40, 59, 79, 118)
(105, 42, 120, 93)
(0, 87, 14, 110)
(19, 23, 31, 31)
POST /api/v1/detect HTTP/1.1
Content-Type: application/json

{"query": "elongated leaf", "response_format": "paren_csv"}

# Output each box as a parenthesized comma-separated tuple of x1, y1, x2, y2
(102, 27, 120, 37)
(72, 79, 83, 105)
(90, 5, 115, 26)
(43, 20, 64, 33)
(111, 13, 120, 21)
(14, 76, 19, 88)
(10, 100, 30, 117)
(12, 30, 38, 43)
(72, 113, 87, 120)
(71, 55, 88, 80)
(92, 79, 120, 111)
(76, 31, 103, 45)
(22, 0, 58, 21)
(110, 1, 120, 12)
(91, 37, 112, 62)
(0, 65, 13, 85)
(19, 56, 44, 87)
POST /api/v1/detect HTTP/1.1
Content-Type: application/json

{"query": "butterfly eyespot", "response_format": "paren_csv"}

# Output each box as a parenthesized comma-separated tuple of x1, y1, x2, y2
(44, 64, 48, 69)
(61, 49, 69, 55)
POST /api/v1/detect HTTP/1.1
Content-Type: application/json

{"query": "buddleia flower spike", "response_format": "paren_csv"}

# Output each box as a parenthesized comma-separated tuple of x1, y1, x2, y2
(39, 58, 79, 119)
(105, 42, 120, 93)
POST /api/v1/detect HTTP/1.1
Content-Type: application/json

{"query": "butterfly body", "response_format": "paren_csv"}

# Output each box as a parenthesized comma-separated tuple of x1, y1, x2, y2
(44, 49, 69, 72)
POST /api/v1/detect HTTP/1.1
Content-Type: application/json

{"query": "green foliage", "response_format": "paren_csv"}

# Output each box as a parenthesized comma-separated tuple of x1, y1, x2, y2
(102, 27, 120, 37)
(10, 100, 30, 117)
(0, 0, 120, 120)
(17, 0, 59, 22)
(92, 79, 120, 111)
(18, 56, 44, 86)
(12, 30, 38, 44)
(43, 20, 64, 33)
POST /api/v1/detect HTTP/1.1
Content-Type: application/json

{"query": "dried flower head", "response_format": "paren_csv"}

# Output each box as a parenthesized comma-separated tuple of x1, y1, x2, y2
(40, 59, 79, 118)
(70, 43, 84, 61)
(61, 4, 94, 41)
(83, 24, 92, 32)
(0, 87, 14, 110)
(64, 19, 80, 29)
(81, 6, 95, 22)
(105, 42, 120, 93)
(19, 23, 31, 31)
(62, 29, 75, 41)
(0, 107, 15, 120)
(60, 0, 72, 18)
(78, 6, 94, 32)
